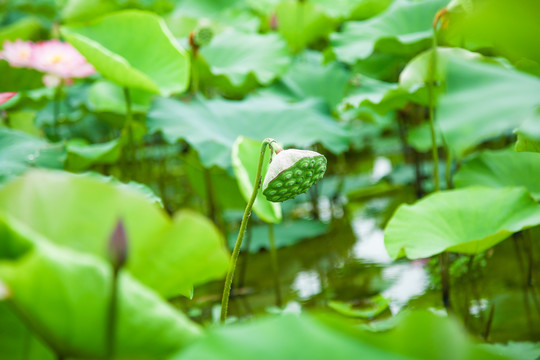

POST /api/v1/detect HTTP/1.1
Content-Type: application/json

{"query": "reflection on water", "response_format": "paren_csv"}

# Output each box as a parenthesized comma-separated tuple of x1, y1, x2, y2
(292, 271, 322, 300)
(352, 216, 391, 264)
(371, 156, 392, 182)
(382, 263, 429, 314)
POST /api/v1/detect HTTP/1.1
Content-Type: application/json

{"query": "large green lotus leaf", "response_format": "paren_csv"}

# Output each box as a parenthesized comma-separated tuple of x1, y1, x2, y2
(147, 95, 350, 169)
(267, 52, 351, 109)
(192, 55, 261, 98)
(442, 0, 540, 67)
(0, 302, 55, 359)
(171, 0, 246, 18)
(61, 10, 190, 95)
(275, 0, 336, 53)
(227, 219, 328, 253)
(232, 136, 281, 224)
(65, 137, 123, 171)
(167, 0, 259, 34)
(0, 170, 229, 298)
(172, 314, 399, 360)
(310, 0, 392, 21)
(398, 47, 484, 106)
(340, 75, 406, 114)
(0, 216, 201, 358)
(476, 342, 540, 360)
(406, 122, 444, 152)
(438, 58, 540, 157)
(0, 60, 44, 93)
(61, 0, 120, 22)
(454, 150, 540, 201)
(384, 187, 540, 260)
(87, 80, 155, 114)
(172, 311, 511, 360)
(199, 29, 290, 87)
(331, 0, 447, 64)
(0, 17, 42, 45)
(82, 172, 164, 207)
(0, 128, 65, 183)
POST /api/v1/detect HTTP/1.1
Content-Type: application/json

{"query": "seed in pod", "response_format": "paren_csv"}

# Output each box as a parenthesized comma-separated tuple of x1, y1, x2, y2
(262, 149, 327, 202)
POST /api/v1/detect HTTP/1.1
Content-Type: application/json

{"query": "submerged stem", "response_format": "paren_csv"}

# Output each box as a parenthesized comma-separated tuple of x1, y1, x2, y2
(220, 138, 275, 323)
(440, 252, 451, 311)
(268, 223, 282, 307)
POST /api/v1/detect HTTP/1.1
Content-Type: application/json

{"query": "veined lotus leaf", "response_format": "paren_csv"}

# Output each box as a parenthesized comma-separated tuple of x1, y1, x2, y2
(0, 215, 201, 358)
(147, 94, 350, 169)
(454, 149, 540, 201)
(310, 0, 392, 21)
(266, 52, 351, 109)
(385, 187, 540, 259)
(274, 0, 335, 53)
(331, 0, 448, 64)
(65, 137, 123, 171)
(199, 29, 290, 87)
(437, 58, 540, 158)
(61, 10, 190, 95)
(171, 310, 512, 360)
(87, 80, 155, 114)
(0, 302, 56, 359)
(0, 128, 65, 183)
(0, 169, 229, 298)
(0, 17, 42, 44)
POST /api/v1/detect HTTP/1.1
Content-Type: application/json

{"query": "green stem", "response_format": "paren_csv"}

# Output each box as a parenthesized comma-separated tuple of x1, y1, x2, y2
(105, 268, 120, 359)
(445, 147, 453, 190)
(192, 54, 199, 94)
(123, 87, 134, 180)
(428, 31, 439, 192)
(220, 138, 275, 323)
(52, 81, 63, 141)
(440, 252, 451, 311)
(430, 19, 451, 311)
(268, 223, 282, 307)
(482, 303, 495, 341)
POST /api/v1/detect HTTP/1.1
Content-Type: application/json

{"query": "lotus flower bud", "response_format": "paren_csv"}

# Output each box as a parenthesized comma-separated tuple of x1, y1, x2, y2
(108, 219, 128, 270)
(262, 149, 327, 202)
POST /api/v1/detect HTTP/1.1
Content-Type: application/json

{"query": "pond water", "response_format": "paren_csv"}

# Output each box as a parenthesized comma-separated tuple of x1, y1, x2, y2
(172, 152, 540, 343)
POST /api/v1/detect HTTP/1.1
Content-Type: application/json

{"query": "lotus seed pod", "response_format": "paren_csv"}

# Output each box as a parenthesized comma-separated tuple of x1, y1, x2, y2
(262, 149, 327, 202)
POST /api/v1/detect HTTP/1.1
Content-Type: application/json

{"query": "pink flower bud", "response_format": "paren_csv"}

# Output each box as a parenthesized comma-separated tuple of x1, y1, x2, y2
(108, 219, 128, 269)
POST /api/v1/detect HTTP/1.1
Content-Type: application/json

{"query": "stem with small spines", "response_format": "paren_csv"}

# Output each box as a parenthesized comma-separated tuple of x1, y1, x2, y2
(220, 138, 277, 322)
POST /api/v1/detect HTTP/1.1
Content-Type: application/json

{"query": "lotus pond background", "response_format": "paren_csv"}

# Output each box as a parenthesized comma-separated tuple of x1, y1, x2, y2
(1, 0, 540, 359)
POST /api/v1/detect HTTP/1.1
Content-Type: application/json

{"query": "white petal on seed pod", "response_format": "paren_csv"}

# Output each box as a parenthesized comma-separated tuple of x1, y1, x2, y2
(262, 149, 323, 191)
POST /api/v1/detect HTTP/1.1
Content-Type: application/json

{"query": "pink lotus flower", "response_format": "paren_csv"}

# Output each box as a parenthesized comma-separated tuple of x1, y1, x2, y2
(0, 40, 33, 68)
(32, 40, 95, 79)
(0, 92, 17, 105)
